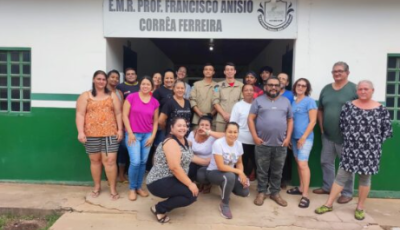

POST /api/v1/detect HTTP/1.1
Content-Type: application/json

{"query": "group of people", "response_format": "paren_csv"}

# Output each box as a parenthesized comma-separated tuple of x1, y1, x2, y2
(75, 61, 392, 223)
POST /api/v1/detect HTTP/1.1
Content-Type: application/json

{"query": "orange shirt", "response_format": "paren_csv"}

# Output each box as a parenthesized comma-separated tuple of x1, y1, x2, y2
(84, 95, 117, 137)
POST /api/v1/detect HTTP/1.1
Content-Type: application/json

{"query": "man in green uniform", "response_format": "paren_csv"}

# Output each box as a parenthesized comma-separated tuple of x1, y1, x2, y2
(313, 61, 357, 204)
(190, 63, 217, 129)
(212, 62, 244, 132)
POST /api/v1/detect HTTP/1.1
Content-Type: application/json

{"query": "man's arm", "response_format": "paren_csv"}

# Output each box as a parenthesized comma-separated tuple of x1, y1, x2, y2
(317, 108, 324, 134)
(212, 84, 230, 122)
(190, 84, 204, 117)
(248, 113, 263, 145)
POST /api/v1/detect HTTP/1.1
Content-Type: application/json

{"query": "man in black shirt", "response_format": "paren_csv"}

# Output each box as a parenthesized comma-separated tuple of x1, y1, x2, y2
(117, 68, 140, 99)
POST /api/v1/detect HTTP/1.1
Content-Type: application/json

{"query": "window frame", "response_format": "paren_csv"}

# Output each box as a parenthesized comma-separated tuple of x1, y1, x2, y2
(0, 47, 31, 113)
(386, 54, 400, 120)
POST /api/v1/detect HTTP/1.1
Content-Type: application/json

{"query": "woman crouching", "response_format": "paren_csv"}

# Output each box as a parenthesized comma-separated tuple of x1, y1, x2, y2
(206, 122, 250, 219)
(146, 117, 203, 223)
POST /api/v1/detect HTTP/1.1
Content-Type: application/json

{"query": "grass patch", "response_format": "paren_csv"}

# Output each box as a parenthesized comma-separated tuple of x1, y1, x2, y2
(0, 213, 61, 230)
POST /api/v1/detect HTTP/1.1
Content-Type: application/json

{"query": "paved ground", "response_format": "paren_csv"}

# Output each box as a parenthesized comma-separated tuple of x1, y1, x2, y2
(0, 182, 399, 230)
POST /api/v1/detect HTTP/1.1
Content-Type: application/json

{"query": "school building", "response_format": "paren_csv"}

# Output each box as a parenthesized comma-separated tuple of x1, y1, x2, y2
(0, 0, 399, 197)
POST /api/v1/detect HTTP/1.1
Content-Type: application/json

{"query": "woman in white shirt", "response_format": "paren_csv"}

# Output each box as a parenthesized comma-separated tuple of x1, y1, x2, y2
(230, 84, 256, 179)
(187, 116, 224, 193)
(206, 122, 250, 219)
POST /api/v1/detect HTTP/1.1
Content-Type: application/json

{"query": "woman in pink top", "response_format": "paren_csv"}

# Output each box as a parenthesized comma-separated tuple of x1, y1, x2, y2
(123, 76, 160, 201)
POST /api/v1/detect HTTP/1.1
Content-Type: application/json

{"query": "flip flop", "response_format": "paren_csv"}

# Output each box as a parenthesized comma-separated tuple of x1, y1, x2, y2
(91, 190, 101, 198)
(150, 206, 170, 223)
(110, 193, 120, 200)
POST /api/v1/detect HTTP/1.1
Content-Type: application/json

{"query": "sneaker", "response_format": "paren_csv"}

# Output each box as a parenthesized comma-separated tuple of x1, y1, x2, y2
(219, 203, 232, 219)
(354, 209, 365, 220)
(315, 205, 333, 214)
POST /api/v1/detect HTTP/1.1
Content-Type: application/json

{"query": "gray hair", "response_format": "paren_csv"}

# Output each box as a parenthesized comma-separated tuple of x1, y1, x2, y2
(333, 61, 349, 72)
(357, 80, 374, 89)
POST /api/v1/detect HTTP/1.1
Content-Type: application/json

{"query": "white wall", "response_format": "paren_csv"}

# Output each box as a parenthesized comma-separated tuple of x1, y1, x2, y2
(249, 40, 294, 77)
(294, 0, 400, 101)
(0, 0, 105, 95)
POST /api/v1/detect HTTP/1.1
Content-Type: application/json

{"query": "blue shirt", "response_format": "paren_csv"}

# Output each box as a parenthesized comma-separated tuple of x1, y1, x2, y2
(292, 96, 317, 140)
(281, 90, 294, 104)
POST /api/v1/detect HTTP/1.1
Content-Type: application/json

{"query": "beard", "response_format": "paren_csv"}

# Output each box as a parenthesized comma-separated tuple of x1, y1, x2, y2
(266, 90, 279, 98)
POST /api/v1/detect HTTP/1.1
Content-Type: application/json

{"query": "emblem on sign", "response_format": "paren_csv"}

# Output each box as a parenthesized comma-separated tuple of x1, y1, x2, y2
(258, 0, 294, 32)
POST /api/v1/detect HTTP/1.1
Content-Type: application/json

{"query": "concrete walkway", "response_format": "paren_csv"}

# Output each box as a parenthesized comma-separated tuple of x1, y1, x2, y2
(0, 182, 399, 230)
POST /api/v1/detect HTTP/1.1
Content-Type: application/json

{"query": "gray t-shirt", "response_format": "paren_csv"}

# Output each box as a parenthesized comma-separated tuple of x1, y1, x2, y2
(249, 95, 293, 146)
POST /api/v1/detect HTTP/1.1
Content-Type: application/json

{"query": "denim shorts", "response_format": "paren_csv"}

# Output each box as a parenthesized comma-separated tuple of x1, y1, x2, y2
(291, 139, 313, 161)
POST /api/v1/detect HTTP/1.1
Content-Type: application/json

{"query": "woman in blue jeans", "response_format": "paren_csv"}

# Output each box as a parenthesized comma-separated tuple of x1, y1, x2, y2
(286, 78, 317, 208)
(123, 77, 160, 201)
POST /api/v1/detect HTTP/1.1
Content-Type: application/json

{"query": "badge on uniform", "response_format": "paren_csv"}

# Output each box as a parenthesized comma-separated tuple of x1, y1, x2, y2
(214, 85, 220, 92)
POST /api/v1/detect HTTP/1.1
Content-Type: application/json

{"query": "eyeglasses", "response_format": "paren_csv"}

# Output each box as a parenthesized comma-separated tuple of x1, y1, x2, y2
(266, 84, 280, 88)
(331, 70, 346, 74)
(296, 84, 307, 88)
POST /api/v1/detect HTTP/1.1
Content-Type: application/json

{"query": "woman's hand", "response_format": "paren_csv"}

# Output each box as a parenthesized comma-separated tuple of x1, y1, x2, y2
(78, 132, 87, 144)
(197, 127, 208, 136)
(117, 130, 123, 142)
(297, 137, 306, 149)
(188, 182, 199, 197)
(127, 132, 136, 146)
(145, 136, 154, 147)
(238, 172, 249, 187)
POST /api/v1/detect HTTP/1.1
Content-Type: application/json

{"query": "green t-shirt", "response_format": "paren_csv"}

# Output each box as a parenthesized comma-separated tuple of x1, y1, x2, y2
(319, 82, 357, 144)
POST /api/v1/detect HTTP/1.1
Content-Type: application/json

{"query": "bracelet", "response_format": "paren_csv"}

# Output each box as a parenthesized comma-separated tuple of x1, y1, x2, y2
(205, 130, 210, 136)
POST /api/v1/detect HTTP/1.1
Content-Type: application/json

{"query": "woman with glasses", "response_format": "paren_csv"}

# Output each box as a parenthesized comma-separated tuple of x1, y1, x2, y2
(286, 78, 317, 208)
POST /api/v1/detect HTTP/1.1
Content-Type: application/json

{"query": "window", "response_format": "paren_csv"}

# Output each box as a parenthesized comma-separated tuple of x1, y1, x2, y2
(386, 55, 400, 120)
(0, 49, 31, 113)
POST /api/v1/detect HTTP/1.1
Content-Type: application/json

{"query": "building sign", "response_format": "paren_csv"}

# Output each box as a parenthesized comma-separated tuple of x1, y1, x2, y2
(103, 0, 297, 38)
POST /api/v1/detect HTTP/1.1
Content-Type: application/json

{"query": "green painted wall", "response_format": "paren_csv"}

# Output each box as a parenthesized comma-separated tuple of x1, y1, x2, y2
(0, 108, 91, 183)
(1, 107, 399, 196)
(291, 122, 400, 196)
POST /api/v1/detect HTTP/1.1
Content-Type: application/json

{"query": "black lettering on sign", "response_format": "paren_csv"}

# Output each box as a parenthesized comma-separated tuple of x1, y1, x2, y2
(227, 0, 235, 13)
(212, 0, 218, 12)
(127, 0, 134, 11)
(237, 0, 243, 13)
(221, 1, 226, 13)
(138, 0, 161, 12)
(116, 0, 124, 11)
(140, 18, 145, 31)
(220, 0, 253, 13)
(109, 0, 115, 11)
(178, 19, 222, 32)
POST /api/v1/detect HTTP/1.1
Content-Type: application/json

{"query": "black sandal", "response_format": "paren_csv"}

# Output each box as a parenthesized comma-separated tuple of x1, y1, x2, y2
(298, 197, 310, 208)
(150, 206, 170, 223)
(287, 187, 302, 195)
